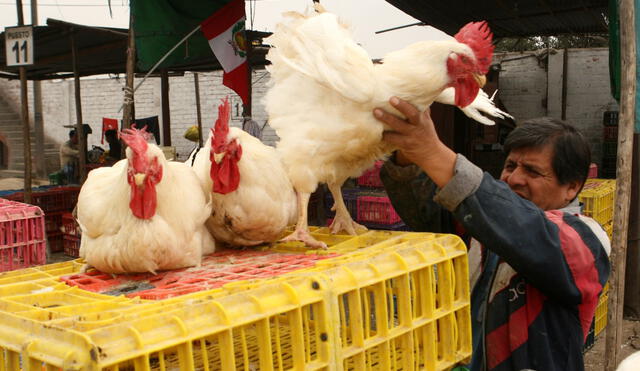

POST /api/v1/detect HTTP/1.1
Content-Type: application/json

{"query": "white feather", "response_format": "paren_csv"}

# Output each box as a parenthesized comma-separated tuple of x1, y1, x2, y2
(435, 87, 514, 126)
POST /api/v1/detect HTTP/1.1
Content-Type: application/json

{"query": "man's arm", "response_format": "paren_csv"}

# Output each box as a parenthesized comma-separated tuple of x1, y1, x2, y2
(442, 158, 609, 304)
(374, 97, 609, 304)
(380, 155, 457, 234)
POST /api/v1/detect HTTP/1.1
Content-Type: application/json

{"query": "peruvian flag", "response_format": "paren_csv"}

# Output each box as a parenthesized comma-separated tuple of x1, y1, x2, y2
(201, 0, 249, 104)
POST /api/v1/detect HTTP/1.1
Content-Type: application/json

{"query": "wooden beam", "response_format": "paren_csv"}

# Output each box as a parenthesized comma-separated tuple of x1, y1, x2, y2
(161, 69, 171, 146)
(604, 0, 635, 369)
(16, 0, 32, 204)
(70, 29, 87, 184)
(122, 12, 135, 132)
(31, 0, 45, 179)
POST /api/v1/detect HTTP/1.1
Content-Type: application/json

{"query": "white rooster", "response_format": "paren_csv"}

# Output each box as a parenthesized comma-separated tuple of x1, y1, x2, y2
(192, 97, 297, 246)
(265, 5, 508, 249)
(77, 127, 216, 274)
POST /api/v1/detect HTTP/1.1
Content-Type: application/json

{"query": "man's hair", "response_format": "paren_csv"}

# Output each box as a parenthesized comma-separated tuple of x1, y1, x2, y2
(69, 129, 76, 138)
(503, 117, 591, 187)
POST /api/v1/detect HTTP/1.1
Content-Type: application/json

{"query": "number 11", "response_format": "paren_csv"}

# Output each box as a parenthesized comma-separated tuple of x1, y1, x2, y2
(12, 41, 28, 64)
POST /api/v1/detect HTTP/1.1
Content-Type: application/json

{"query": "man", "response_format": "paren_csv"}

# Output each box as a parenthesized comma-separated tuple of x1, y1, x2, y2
(374, 97, 610, 371)
(59, 129, 80, 184)
(104, 129, 122, 164)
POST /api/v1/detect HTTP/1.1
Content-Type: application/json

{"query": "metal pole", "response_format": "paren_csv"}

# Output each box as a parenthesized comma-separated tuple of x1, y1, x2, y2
(16, 0, 32, 203)
(194, 73, 203, 147)
(30, 0, 45, 179)
(70, 29, 87, 184)
(604, 0, 636, 368)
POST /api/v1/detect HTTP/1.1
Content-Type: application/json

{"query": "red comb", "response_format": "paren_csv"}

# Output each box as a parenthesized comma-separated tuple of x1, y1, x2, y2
(454, 21, 494, 74)
(119, 125, 150, 156)
(212, 97, 231, 151)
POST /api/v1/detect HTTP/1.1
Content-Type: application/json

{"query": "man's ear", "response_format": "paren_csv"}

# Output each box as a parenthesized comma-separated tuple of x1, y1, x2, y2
(566, 180, 583, 202)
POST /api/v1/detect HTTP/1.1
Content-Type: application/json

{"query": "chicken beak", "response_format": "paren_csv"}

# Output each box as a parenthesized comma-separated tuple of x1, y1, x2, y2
(134, 173, 147, 187)
(473, 73, 487, 88)
(213, 152, 225, 164)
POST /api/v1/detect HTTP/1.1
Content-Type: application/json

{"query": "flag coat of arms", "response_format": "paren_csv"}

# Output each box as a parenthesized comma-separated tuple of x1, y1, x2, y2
(201, 0, 249, 104)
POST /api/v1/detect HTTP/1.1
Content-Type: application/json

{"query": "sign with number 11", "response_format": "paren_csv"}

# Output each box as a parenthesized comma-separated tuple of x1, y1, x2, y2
(4, 25, 34, 67)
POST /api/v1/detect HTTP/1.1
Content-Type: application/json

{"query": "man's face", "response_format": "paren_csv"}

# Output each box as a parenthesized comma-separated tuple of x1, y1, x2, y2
(499, 145, 581, 211)
(71, 135, 78, 144)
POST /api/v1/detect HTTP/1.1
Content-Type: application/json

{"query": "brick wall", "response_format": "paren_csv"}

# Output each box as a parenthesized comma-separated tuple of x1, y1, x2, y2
(494, 48, 619, 167)
(0, 69, 276, 162)
(0, 47, 618, 167)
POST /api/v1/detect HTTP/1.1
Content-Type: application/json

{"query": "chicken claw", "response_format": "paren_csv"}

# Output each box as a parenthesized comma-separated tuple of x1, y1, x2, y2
(281, 229, 328, 250)
(329, 215, 367, 235)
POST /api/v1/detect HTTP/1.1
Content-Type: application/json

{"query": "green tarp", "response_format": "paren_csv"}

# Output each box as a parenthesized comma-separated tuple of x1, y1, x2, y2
(608, 0, 640, 132)
(131, 0, 232, 71)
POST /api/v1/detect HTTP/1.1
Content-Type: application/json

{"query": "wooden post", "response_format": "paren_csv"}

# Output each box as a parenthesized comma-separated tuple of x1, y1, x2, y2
(194, 73, 203, 147)
(604, 0, 636, 369)
(561, 47, 568, 121)
(160, 69, 171, 146)
(16, 0, 32, 203)
(122, 12, 135, 131)
(70, 29, 87, 184)
(30, 0, 45, 179)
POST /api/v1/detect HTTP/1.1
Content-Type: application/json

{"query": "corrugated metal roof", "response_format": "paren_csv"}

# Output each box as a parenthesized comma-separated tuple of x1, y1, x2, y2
(385, 0, 609, 38)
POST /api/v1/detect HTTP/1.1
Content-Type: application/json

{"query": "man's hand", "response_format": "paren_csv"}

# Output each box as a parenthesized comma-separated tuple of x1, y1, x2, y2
(374, 96, 457, 188)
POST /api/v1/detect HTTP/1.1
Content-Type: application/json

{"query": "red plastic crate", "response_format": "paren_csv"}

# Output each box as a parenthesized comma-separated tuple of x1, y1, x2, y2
(588, 163, 598, 179)
(44, 211, 64, 234)
(5, 186, 80, 213)
(63, 235, 80, 257)
(61, 212, 80, 237)
(60, 250, 340, 300)
(357, 195, 402, 225)
(0, 199, 46, 272)
(357, 160, 384, 188)
(47, 232, 64, 253)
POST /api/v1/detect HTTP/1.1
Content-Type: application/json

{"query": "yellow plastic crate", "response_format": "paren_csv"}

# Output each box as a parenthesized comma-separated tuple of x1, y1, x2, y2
(579, 179, 616, 225)
(594, 282, 609, 337)
(0, 232, 471, 370)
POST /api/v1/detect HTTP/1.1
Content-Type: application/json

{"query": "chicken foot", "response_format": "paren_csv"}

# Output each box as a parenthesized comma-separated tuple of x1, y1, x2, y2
(280, 190, 328, 249)
(328, 182, 367, 235)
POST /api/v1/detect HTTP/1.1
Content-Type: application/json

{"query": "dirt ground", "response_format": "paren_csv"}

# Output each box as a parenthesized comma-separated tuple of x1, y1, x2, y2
(584, 319, 640, 370)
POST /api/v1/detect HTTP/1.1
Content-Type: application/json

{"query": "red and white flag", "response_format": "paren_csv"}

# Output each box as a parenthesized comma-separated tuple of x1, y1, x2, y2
(201, 0, 249, 104)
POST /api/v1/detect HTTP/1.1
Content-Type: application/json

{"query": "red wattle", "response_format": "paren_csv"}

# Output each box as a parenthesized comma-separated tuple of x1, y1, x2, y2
(454, 78, 479, 108)
(129, 180, 157, 219)
(211, 155, 240, 194)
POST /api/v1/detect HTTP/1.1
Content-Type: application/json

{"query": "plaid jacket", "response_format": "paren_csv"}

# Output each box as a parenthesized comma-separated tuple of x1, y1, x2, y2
(381, 155, 610, 371)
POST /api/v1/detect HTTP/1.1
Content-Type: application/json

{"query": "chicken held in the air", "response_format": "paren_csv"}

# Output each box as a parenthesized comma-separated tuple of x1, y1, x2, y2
(265, 4, 502, 249)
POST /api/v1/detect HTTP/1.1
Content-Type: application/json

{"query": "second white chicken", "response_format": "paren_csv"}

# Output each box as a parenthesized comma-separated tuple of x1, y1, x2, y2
(192, 98, 297, 246)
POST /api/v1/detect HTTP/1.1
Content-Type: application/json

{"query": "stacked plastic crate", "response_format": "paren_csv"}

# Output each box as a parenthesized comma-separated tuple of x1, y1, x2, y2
(321, 160, 409, 231)
(3, 186, 81, 253)
(601, 111, 618, 179)
(0, 230, 472, 370)
(578, 178, 615, 350)
(61, 212, 81, 257)
(0, 198, 46, 272)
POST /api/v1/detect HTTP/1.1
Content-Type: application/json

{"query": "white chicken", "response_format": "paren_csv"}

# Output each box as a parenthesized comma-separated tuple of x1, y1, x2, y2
(192, 97, 297, 246)
(77, 127, 216, 274)
(617, 351, 640, 371)
(265, 5, 504, 248)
